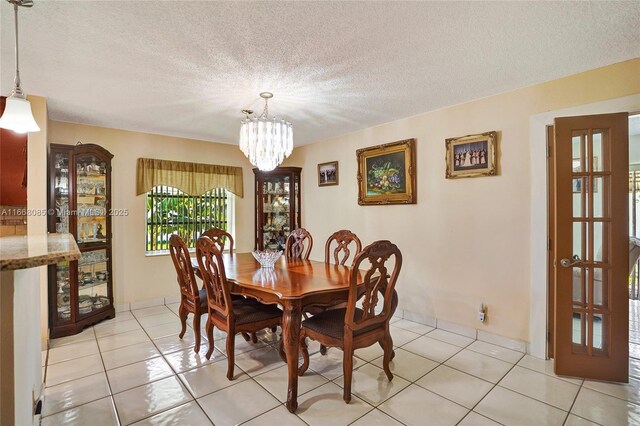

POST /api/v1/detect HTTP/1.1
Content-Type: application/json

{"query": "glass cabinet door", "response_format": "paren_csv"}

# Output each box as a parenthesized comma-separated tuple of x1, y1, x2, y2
(53, 152, 70, 234)
(262, 175, 291, 250)
(77, 249, 110, 316)
(54, 261, 72, 323)
(76, 155, 108, 244)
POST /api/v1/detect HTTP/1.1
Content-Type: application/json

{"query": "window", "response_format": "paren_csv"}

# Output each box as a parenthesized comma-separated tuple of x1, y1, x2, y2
(145, 186, 229, 253)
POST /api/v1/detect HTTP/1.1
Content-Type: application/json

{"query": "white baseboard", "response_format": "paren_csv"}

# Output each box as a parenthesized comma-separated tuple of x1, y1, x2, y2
(436, 319, 477, 339)
(114, 303, 131, 313)
(130, 298, 165, 310)
(402, 309, 527, 354)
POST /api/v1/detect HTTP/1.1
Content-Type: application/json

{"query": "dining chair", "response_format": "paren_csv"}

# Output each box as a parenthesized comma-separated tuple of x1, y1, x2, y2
(325, 229, 362, 266)
(202, 227, 234, 255)
(196, 236, 283, 379)
(169, 234, 208, 353)
(285, 227, 313, 259)
(311, 229, 363, 355)
(298, 240, 402, 403)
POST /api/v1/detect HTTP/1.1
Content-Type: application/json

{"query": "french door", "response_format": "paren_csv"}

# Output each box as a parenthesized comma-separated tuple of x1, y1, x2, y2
(552, 113, 629, 381)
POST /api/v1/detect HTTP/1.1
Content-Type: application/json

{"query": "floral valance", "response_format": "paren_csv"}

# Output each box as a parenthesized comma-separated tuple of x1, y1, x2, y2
(136, 158, 243, 198)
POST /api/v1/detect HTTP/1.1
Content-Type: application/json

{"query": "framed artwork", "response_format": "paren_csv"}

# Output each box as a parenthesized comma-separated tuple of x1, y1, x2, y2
(356, 138, 416, 205)
(445, 131, 498, 179)
(318, 161, 339, 186)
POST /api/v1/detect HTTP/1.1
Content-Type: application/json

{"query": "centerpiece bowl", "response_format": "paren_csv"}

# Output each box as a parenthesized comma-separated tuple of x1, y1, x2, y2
(252, 250, 283, 268)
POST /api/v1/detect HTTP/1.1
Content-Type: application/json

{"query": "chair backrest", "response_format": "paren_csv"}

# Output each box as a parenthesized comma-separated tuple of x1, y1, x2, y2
(345, 240, 402, 332)
(285, 228, 313, 260)
(196, 236, 233, 318)
(202, 227, 234, 255)
(169, 234, 199, 301)
(325, 229, 362, 266)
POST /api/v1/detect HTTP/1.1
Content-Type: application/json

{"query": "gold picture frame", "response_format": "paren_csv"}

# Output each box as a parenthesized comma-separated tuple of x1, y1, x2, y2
(318, 161, 339, 186)
(445, 131, 498, 179)
(357, 138, 416, 205)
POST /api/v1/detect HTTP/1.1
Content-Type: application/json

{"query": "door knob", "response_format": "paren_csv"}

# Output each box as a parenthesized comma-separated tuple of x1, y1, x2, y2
(560, 255, 582, 268)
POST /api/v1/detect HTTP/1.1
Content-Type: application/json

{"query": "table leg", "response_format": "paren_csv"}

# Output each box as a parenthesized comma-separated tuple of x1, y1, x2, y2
(282, 299, 302, 413)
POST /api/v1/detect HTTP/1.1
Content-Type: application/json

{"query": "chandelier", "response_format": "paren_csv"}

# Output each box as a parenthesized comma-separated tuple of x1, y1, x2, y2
(239, 92, 292, 171)
(0, 0, 40, 134)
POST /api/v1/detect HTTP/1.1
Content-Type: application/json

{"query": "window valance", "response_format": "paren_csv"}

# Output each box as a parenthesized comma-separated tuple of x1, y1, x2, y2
(136, 158, 244, 198)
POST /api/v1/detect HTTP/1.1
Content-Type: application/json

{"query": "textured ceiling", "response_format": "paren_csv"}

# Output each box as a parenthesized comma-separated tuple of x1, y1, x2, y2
(1, 1, 639, 146)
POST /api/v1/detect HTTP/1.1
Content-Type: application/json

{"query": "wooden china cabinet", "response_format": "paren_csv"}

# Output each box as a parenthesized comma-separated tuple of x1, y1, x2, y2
(254, 167, 302, 251)
(47, 143, 115, 338)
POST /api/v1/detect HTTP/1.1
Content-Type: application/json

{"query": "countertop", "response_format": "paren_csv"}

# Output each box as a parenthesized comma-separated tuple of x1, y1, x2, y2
(0, 233, 81, 271)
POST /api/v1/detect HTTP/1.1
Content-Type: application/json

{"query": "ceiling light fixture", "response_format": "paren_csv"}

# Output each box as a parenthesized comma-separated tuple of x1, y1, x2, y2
(0, 0, 40, 134)
(239, 92, 292, 171)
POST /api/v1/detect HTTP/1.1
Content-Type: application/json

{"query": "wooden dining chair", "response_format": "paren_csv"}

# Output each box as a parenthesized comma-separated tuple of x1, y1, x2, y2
(285, 227, 313, 259)
(298, 240, 402, 403)
(202, 227, 234, 255)
(196, 236, 283, 379)
(311, 229, 363, 354)
(169, 234, 208, 353)
(325, 229, 362, 266)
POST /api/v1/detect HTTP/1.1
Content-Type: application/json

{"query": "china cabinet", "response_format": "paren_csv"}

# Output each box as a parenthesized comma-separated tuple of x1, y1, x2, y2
(47, 143, 114, 337)
(254, 167, 302, 251)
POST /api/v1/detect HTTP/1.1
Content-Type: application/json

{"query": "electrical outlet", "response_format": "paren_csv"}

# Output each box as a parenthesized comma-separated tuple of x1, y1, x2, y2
(478, 303, 486, 323)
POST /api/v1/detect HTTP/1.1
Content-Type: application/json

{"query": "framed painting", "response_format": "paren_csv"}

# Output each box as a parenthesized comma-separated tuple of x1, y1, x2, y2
(445, 131, 498, 179)
(318, 161, 339, 186)
(357, 138, 416, 205)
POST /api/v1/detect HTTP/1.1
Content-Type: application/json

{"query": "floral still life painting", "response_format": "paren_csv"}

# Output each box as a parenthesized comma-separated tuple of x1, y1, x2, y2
(357, 138, 416, 205)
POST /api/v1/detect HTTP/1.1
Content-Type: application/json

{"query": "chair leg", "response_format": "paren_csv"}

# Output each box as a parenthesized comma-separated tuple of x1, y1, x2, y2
(380, 334, 394, 381)
(226, 333, 236, 380)
(241, 332, 251, 341)
(205, 319, 215, 359)
(319, 344, 327, 355)
(193, 313, 202, 353)
(298, 337, 310, 376)
(271, 326, 277, 333)
(251, 332, 258, 343)
(343, 341, 354, 403)
(178, 304, 188, 339)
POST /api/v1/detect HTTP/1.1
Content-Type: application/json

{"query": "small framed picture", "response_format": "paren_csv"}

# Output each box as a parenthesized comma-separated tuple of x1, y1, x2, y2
(445, 131, 498, 179)
(318, 161, 339, 186)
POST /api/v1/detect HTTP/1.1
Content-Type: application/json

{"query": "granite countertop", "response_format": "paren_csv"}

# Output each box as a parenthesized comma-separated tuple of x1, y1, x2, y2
(0, 233, 81, 271)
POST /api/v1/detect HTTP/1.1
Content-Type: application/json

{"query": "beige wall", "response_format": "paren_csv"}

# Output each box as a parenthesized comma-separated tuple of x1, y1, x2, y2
(285, 58, 640, 343)
(48, 122, 254, 306)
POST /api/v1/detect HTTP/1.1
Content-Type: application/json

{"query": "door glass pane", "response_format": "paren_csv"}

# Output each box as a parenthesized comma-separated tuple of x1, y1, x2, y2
(593, 176, 609, 218)
(592, 130, 608, 172)
(55, 261, 71, 322)
(572, 267, 585, 306)
(593, 313, 607, 353)
(573, 178, 587, 217)
(593, 267, 608, 309)
(78, 249, 110, 316)
(573, 222, 586, 260)
(572, 312, 586, 350)
(572, 133, 584, 172)
(593, 222, 608, 263)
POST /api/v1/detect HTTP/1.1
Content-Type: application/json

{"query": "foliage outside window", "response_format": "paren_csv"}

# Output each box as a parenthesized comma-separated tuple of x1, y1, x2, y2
(146, 186, 228, 253)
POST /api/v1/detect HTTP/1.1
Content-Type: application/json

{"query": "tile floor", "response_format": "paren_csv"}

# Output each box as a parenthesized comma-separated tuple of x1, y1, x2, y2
(40, 303, 640, 425)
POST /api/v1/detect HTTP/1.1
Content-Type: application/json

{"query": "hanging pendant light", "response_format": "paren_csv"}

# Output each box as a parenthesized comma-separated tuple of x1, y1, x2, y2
(0, 0, 40, 134)
(239, 92, 292, 171)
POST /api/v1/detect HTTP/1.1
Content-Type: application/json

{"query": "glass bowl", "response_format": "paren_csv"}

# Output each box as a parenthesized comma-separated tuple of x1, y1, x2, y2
(252, 250, 283, 268)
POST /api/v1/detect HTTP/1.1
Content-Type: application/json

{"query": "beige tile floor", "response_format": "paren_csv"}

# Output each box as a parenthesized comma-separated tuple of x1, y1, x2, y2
(40, 302, 640, 425)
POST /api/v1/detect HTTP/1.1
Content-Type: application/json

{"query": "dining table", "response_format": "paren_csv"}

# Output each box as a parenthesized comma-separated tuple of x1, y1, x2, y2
(191, 252, 361, 412)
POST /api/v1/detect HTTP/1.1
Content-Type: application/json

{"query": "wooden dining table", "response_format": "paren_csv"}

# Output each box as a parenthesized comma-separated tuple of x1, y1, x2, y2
(191, 252, 360, 412)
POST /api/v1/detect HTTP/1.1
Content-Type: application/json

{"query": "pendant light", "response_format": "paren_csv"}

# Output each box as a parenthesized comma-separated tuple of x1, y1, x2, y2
(239, 92, 293, 171)
(0, 0, 40, 134)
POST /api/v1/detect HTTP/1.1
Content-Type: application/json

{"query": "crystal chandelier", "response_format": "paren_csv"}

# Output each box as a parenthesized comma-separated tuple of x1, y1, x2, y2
(0, 0, 40, 134)
(239, 92, 292, 171)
